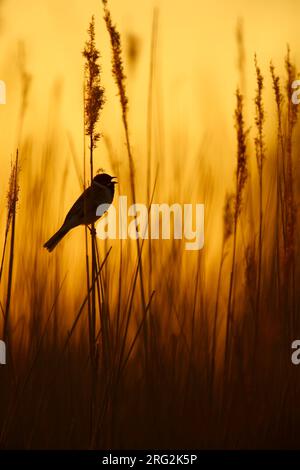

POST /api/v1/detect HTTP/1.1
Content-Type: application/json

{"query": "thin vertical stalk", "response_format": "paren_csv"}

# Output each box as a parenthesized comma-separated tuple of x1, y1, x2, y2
(83, 16, 105, 365)
(3, 150, 19, 342)
(210, 241, 226, 402)
(147, 9, 158, 301)
(254, 56, 265, 329)
(102, 1, 148, 372)
(224, 90, 248, 380)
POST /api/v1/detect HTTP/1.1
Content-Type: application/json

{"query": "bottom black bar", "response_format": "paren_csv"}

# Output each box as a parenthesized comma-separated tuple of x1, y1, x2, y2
(0, 450, 299, 466)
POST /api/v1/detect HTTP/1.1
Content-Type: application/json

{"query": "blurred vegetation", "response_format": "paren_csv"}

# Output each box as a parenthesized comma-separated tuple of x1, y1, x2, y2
(0, 3, 300, 449)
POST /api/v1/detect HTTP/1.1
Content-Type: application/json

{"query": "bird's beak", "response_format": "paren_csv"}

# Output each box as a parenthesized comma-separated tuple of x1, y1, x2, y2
(111, 176, 118, 184)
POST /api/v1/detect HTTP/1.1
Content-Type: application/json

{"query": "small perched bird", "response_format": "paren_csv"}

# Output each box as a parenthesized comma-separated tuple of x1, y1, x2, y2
(44, 173, 117, 252)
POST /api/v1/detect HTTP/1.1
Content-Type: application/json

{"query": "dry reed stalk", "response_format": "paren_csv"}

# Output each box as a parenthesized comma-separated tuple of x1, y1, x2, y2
(0, 198, 13, 285)
(270, 63, 285, 214)
(224, 89, 248, 378)
(254, 55, 265, 317)
(284, 47, 298, 331)
(270, 54, 298, 334)
(210, 192, 234, 401)
(270, 62, 285, 321)
(83, 80, 93, 369)
(147, 9, 159, 303)
(82, 17, 106, 440)
(103, 135, 123, 361)
(102, 0, 148, 364)
(82, 16, 105, 366)
(3, 150, 20, 342)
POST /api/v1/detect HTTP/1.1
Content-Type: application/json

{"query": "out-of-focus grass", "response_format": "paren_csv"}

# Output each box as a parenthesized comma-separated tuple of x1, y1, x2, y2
(0, 7, 300, 449)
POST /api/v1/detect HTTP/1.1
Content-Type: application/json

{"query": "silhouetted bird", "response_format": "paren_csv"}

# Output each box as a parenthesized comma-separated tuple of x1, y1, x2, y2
(44, 173, 117, 252)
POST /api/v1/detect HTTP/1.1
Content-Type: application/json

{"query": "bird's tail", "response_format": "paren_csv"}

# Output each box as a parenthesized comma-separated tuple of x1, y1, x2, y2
(43, 225, 70, 252)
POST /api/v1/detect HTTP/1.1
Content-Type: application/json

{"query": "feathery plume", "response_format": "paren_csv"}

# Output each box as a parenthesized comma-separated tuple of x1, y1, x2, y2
(102, 0, 128, 119)
(254, 55, 265, 173)
(235, 89, 249, 218)
(82, 15, 105, 151)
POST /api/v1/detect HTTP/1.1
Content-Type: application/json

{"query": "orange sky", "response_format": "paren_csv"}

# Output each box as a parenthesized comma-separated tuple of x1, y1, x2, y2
(0, 0, 299, 198)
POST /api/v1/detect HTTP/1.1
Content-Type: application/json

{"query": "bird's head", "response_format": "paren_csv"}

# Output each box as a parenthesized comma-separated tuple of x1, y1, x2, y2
(93, 173, 117, 189)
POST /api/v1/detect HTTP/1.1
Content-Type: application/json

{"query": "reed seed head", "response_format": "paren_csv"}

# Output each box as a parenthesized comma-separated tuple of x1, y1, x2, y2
(7, 153, 20, 224)
(102, 0, 128, 118)
(82, 16, 105, 148)
(234, 89, 248, 218)
(254, 55, 265, 173)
